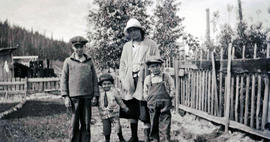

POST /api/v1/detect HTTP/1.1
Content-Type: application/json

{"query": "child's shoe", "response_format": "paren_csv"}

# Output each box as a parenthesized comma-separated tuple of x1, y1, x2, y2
(118, 132, 126, 142)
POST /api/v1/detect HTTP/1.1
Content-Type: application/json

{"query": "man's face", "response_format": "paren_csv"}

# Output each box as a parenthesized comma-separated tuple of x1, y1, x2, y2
(127, 27, 142, 41)
(149, 63, 162, 75)
(72, 44, 85, 57)
(101, 80, 113, 91)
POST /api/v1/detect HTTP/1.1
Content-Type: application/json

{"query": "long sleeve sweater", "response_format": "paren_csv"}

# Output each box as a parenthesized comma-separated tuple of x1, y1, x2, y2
(60, 53, 100, 98)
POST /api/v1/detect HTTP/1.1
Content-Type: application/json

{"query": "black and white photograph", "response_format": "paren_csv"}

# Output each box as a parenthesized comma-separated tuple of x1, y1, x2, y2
(0, 0, 270, 141)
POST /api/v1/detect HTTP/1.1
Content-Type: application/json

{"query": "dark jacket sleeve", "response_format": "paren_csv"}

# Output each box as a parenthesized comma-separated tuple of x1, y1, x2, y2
(91, 61, 100, 97)
(60, 58, 69, 97)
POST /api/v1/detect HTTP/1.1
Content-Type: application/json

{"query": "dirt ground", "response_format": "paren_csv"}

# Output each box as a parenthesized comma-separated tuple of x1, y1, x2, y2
(0, 94, 267, 142)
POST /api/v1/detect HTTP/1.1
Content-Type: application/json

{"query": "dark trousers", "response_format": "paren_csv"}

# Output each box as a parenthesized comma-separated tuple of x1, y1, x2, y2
(102, 117, 121, 136)
(69, 98, 92, 142)
(148, 100, 171, 142)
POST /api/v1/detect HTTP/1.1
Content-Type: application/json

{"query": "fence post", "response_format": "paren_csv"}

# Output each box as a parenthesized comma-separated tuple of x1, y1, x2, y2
(262, 77, 269, 130)
(211, 52, 219, 116)
(225, 43, 232, 132)
(174, 57, 180, 113)
(219, 48, 224, 116)
(239, 45, 246, 123)
(267, 39, 270, 125)
(24, 77, 28, 96)
(250, 44, 257, 128)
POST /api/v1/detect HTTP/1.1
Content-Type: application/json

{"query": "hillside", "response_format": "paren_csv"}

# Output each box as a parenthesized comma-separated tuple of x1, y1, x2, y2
(0, 20, 72, 61)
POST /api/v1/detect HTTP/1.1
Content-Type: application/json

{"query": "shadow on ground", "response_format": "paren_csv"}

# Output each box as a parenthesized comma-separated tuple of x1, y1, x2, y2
(0, 103, 18, 113)
(2, 99, 66, 119)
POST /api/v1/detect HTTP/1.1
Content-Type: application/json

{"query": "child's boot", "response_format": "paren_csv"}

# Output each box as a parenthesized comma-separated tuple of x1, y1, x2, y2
(144, 128, 150, 142)
(105, 134, 110, 142)
(118, 132, 126, 142)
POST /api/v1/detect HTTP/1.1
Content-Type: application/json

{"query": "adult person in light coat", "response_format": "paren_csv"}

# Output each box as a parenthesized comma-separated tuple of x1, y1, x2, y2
(119, 18, 160, 142)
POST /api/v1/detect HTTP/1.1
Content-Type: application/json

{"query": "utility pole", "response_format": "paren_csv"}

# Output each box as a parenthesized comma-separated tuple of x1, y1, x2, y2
(238, 0, 243, 22)
(206, 8, 211, 44)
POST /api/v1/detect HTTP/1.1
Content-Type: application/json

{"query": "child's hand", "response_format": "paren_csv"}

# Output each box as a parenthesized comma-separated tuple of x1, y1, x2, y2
(64, 97, 72, 108)
(170, 95, 175, 100)
(91, 97, 98, 106)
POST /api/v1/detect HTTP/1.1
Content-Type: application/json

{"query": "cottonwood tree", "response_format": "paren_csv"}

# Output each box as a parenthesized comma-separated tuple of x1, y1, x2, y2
(87, 0, 152, 70)
(152, 0, 184, 59)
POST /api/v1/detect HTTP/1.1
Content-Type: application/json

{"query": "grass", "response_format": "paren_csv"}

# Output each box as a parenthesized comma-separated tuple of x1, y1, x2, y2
(1, 95, 259, 142)
(3, 98, 70, 141)
(1, 97, 109, 141)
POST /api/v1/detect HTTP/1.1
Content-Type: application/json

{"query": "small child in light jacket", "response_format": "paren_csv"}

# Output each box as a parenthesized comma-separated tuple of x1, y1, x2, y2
(98, 73, 130, 142)
(143, 56, 175, 142)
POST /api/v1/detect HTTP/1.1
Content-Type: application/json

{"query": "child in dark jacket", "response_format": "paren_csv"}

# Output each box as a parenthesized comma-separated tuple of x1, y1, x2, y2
(60, 36, 100, 142)
(98, 73, 130, 142)
(143, 56, 175, 142)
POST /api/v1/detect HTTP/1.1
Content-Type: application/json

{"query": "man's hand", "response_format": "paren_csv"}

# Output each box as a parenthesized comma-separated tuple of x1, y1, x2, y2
(64, 97, 72, 108)
(92, 97, 98, 106)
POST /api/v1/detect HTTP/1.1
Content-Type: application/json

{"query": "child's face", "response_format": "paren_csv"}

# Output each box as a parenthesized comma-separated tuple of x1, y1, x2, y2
(101, 81, 113, 91)
(72, 44, 85, 57)
(149, 63, 161, 75)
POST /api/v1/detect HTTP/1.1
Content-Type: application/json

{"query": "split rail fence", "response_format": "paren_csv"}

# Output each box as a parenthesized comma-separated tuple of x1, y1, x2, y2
(174, 42, 270, 140)
(0, 77, 60, 96)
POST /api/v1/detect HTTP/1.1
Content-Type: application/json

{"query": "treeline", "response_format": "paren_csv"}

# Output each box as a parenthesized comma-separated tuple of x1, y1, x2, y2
(0, 20, 72, 61)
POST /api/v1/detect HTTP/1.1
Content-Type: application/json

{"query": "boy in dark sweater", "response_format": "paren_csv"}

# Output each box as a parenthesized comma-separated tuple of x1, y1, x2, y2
(61, 36, 99, 142)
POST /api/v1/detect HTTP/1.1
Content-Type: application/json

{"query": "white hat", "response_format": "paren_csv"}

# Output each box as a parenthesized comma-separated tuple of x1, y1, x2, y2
(124, 18, 145, 35)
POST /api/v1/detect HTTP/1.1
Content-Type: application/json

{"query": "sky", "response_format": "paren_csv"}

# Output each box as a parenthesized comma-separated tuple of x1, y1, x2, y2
(180, 0, 270, 41)
(0, 0, 269, 42)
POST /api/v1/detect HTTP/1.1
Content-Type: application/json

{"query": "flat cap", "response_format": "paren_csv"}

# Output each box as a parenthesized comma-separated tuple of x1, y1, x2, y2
(145, 56, 164, 65)
(98, 73, 114, 86)
(69, 36, 88, 45)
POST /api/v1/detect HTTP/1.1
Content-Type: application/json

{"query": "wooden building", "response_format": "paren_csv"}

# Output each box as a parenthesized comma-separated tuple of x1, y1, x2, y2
(0, 47, 16, 81)
(13, 56, 38, 67)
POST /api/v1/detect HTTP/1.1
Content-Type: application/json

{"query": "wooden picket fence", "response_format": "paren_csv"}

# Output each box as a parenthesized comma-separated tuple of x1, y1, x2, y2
(174, 42, 270, 140)
(0, 77, 60, 96)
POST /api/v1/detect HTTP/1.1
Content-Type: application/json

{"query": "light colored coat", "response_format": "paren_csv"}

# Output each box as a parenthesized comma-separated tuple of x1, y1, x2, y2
(98, 88, 126, 119)
(119, 38, 160, 100)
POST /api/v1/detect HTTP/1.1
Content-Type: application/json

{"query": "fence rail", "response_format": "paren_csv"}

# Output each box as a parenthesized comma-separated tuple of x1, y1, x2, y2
(0, 77, 60, 95)
(174, 43, 270, 140)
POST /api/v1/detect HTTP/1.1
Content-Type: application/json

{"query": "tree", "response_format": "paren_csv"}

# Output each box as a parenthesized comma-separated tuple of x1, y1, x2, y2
(217, 24, 234, 58)
(232, 0, 269, 59)
(0, 20, 71, 61)
(88, 0, 152, 70)
(0, 20, 9, 48)
(152, 0, 184, 59)
(212, 0, 270, 59)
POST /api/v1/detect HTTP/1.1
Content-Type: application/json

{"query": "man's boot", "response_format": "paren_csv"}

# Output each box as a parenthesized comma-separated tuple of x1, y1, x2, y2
(144, 128, 150, 142)
(128, 123, 139, 142)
